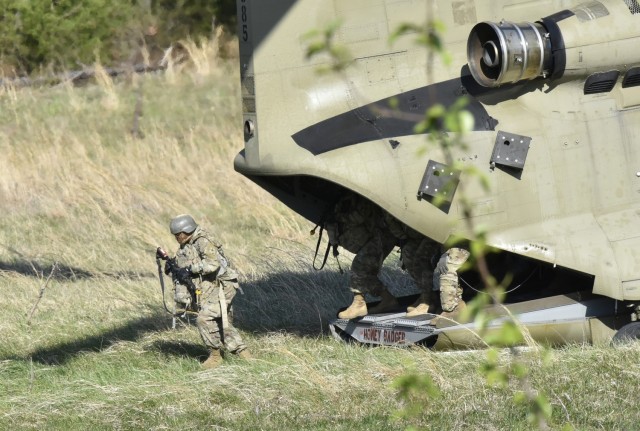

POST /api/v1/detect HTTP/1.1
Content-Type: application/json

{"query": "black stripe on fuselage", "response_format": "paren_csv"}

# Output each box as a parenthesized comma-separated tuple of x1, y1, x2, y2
(292, 77, 497, 155)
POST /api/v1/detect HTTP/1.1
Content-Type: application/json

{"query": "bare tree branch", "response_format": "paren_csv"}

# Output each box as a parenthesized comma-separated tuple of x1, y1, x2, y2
(27, 262, 58, 325)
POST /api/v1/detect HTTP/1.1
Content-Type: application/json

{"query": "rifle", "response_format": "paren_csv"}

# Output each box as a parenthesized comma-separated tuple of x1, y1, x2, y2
(155, 247, 198, 328)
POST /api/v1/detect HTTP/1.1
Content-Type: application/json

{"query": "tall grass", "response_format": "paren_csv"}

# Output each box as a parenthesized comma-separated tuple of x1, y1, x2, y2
(0, 38, 302, 273)
(1, 38, 640, 430)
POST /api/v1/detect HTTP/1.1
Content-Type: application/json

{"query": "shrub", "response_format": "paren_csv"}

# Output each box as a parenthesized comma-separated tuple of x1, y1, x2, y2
(0, 0, 237, 74)
(0, 0, 139, 74)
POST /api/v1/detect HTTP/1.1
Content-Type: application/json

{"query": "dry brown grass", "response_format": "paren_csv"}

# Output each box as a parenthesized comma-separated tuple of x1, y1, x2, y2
(1, 38, 640, 431)
(0, 36, 308, 278)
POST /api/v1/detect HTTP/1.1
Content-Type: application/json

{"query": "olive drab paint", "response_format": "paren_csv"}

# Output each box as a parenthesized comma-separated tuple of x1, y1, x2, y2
(234, 0, 640, 347)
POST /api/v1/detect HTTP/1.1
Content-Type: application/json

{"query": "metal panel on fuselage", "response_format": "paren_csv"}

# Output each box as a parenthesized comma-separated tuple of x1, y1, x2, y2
(236, 0, 640, 301)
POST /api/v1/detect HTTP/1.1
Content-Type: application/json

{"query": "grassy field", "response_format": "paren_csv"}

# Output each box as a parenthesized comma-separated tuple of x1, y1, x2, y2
(1, 39, 640, 431)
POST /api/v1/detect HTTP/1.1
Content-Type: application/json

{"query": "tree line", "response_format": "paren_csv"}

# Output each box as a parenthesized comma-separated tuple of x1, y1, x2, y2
(0, 0, 237, 75)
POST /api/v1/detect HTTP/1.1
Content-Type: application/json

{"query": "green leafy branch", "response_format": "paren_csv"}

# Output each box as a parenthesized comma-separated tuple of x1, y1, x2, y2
(302, 20, 352, 74)
(390, 15, 557, 431)
(301, 12, 560, 429)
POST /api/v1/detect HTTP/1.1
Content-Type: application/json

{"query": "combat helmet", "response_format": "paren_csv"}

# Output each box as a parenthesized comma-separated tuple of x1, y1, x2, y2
(170, 214, 198, 235)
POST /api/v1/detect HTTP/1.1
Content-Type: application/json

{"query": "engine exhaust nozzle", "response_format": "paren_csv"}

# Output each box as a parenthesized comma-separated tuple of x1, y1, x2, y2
(467, 21, 552, 87)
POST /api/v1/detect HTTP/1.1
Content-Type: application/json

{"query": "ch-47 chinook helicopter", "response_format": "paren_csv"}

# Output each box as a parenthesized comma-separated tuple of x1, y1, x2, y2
(234, 0, 640, 349)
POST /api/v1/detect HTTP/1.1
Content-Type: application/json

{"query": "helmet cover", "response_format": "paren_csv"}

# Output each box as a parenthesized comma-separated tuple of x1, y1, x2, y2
(170, 214, 198, 235)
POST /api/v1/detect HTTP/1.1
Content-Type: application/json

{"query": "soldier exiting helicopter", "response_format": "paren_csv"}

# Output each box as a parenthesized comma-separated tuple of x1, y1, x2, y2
(165, 214, 250, 368)
(382, 213, 442, 317)
(323, 193, 400, 319)
(383, 213, 470, 321)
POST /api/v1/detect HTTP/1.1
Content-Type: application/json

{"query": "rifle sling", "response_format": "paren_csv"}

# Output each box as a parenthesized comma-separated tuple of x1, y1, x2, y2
(312, 226, 331, 270)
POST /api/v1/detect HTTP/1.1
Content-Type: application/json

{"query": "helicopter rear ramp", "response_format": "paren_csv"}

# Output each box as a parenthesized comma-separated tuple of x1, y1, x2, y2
(329, 294, 621, 349)
(330, 312, 439, 346)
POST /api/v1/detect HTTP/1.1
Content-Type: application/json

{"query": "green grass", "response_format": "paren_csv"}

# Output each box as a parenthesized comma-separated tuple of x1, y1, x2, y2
(1, 39, 640, 430)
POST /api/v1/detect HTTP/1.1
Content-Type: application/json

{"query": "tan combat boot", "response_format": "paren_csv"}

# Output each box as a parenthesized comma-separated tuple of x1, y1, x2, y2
(406, 301, 430, 317)
(202, 349, 223, 369)
(407, 289, 441, 316)
(432, 300, 468, 328)
(368, 290, 399, 314)
(338, 293, 368, 319)
(406, 293, 428, 313)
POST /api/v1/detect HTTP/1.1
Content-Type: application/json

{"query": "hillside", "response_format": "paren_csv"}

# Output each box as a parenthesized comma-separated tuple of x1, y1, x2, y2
(1, 39, 639, 431)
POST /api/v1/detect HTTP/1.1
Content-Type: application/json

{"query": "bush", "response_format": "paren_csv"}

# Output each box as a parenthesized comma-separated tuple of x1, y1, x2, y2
(147, 0, 236, 39)
(0, 0, 237, 75)
(0, 0, 139, 74)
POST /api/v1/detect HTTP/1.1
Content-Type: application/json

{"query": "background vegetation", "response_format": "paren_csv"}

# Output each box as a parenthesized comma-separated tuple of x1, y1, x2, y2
(0, 0, 236, 75)
(1, 29, 640, 431)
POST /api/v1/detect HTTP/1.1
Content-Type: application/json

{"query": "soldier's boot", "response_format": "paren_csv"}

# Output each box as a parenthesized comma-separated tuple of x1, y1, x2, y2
(406, 294, 422, 313)
(202, 349, 223, 369)
(338, 293, 368, 319)
(368, 289, 399, 314)
(432, 303, 468, 328)
(237, 349, 252, 360)
(439, 299, 466, 320)
(406, 293, 429, 315)
(406, 294, 431, 317)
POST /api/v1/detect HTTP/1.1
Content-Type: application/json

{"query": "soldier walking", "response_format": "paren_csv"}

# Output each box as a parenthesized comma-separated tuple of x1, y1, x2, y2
(166, 214, 250, 369)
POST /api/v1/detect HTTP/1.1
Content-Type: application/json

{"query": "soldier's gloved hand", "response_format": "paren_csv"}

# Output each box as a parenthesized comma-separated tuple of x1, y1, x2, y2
(190, 262, 203, 274)
(435, 254, 448, 274)
(164, 262, 171, 275)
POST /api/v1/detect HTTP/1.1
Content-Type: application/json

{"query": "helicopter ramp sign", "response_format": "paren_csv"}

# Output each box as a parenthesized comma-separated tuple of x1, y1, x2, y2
(329, 312, 439, 346)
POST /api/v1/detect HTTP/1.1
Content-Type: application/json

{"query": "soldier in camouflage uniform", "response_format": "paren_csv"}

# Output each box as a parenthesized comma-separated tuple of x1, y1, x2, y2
(169, 214, 249, 369)
(325, 193, 399, 319)
(382, 213, 441, 317)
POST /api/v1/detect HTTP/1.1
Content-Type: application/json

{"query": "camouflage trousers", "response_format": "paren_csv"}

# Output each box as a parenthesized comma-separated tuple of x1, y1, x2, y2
(432, 248, 470, 312)
(196, 279, 246, 353)
(401, 237, 440, 294)
(349, 231, 396, 296)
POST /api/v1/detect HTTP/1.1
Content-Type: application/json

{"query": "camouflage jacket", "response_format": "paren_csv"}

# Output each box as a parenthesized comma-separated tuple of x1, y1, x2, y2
(325, 194, 386, 254)
(382, 212, 423, 243)
(173, 226, 238, 295)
